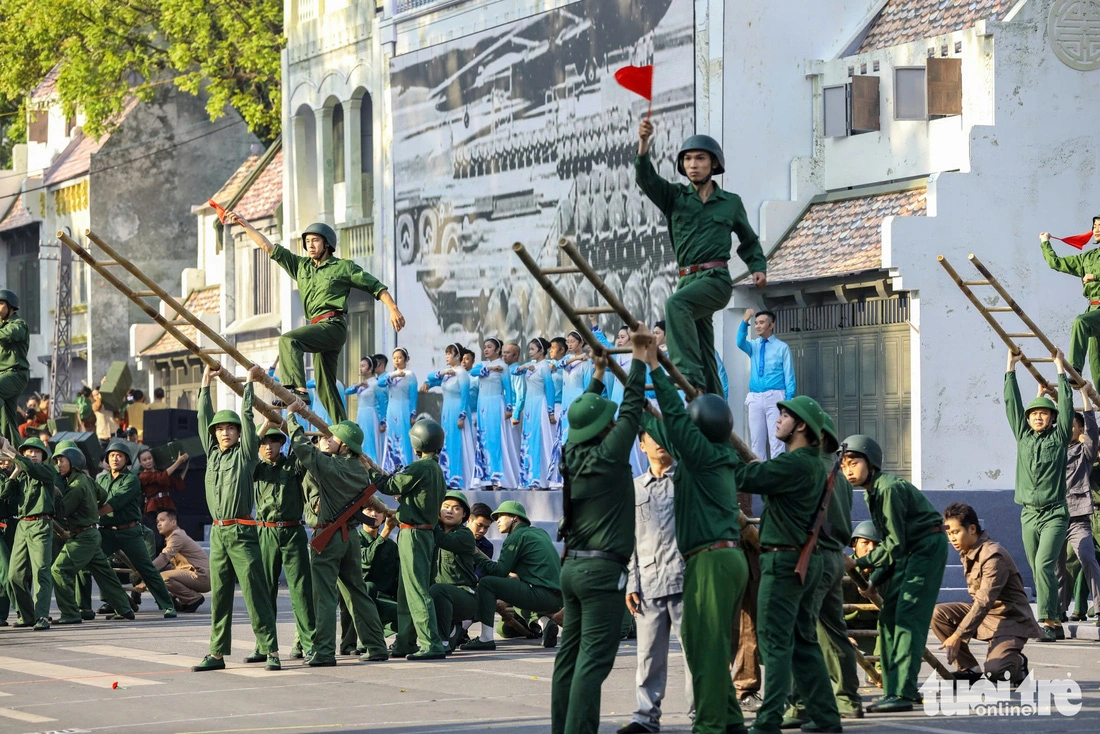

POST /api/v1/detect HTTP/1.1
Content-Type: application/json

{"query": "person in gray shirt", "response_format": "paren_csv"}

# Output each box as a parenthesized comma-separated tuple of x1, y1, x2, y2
(1057, 385, 1100, 624)
(618, 429, 693, 734)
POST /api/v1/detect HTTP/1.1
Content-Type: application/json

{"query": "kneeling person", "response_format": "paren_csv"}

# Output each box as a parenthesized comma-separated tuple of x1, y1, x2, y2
(153, 510, 211, 613)
(429, 490, 480, 653)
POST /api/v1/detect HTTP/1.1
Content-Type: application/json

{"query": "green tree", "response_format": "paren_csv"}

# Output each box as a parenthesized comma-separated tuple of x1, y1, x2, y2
(0, 0, 284, 142)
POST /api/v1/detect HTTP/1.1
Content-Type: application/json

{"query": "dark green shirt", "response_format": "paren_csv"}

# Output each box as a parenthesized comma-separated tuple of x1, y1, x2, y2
(0, 454, 58, 518)
(359, 528, 399, 597)
(736, 446, 825, 549)
(856, 471, 943, 579)
(634, 152, 765, 274)
(199, 384, 259, 521)
(0, 316, 29, 373)
(645, 366, 741, 554)
(371, 457, 446, 528)
(819, 455, 854, 552)
(60, 472, 99, 529)
(96, 469, 142, 525)
(254, 452, 306, 523)
(1041, 241, 1100, 300)
(432, 524, 479, 587)
(288, 415, 371, 526)
(1005, 372, 1073, 507)
(563, 360, 646, 559)
(476, 523, 561, 592)
(269, 245, 388, 320)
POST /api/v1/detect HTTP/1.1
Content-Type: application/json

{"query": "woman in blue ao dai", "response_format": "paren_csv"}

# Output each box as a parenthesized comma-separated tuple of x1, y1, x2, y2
(421, 343, 476, 489)
(471, 338, 520, 488)
(345, 356, 383, 463)
(512, 337, 559, 489)
(381, 347, 418, 471)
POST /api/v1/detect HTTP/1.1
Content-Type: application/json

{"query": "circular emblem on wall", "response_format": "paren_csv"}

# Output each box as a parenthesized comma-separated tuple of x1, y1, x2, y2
(1049, 0, 1100, 71)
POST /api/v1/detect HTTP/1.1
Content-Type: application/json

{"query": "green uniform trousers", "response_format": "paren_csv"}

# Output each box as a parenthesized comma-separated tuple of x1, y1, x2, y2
(52, 529, 132, 621)
(476, 575, 562, 627)
(0, 369, 28, 446)
(551, 557, 628, 734)
(1070, 306, 1100, 384)
(1021, 503, 1068, 622)
(664, 271, 732, 395)
(340, 583, 399, 651)
(100, 525, 175, 611)
(754, 551, 839, 733)
(278, 318, 348, 424)
(0, 523, 14, 622)
(878, 530, 948, 702)
(786, 550, 862, 720)
(9, 519, 53, 622)
(429, 582, 478, 641)
(311, 527, 387, 660)
(258, 526, 315, 655)
(208, 524, 279, 656)
(683, 547, 748, 734)
(395, 528, 444, 655)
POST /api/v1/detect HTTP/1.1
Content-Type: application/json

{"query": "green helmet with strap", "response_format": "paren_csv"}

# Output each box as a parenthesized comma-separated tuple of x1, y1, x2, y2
(841, 434, 883, 472)
(776, 395, 824, 441)
(444, 489, 471, 517)
(851, 520, 881, 544)
(1025, 396, 1057, 419)
(54, 446, 86, 473)
(329, 420, 364, 456)
(104, 440, 133, 465)
(0, 288, 18, 310)
(19, 437, 49, 459)
(302, 222, 338, 252)
(566, 393, 618, 445)
(410, 419, 445, 454)
(207, 410, 242, 435)
(677, 134, 726, 176)
(261, 426, 287, 443)
(491, 500, 530, 525)
(686, 393, 734, 443)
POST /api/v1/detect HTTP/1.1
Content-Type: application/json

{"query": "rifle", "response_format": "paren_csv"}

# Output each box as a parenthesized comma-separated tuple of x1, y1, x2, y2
(309, 482, 381, 554)
(557, 458, 572, 561)
(794, 442, 846, 585)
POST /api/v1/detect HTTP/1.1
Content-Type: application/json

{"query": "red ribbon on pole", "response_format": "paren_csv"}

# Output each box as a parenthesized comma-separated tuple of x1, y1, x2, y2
(1052, 232, 1094, 249)
(207, 198, 229, 224)
(614, 65, 654, 118)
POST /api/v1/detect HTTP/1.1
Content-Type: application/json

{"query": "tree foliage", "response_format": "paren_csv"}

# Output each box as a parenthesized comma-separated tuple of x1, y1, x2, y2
(0, 0, 284, 142)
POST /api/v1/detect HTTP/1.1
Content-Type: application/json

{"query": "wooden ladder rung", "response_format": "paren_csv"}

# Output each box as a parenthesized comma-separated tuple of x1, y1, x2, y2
(540, 266, 581, 275)
(1004, 333, 1036, 338)
(95, 260, 119, 267)
(199, 349, 226, 355)
(961, 280, 990, 286)
(985, 307, 1013, 312)
(862, 656, 881, 662)
(848, 630, 879, 637)
(1028, 357, 1054, 363)
(605, 347, 632, 354)
(575, 306, 617, 315)
(133, 290, 157, 298)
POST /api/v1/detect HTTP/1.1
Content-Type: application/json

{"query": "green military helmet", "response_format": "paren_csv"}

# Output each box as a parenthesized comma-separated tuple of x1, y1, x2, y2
(53, 439, 80, 453)
(821, 412, 840, 454)
(777, 395, 825, 441)
(0, 288, 18, 310)
(851, 520, 881, 544)
(444, 489, 471, 517)
(1025, 395, 1058, 419)
(686, 393, 733, 443)
(19, 436, 49, 459)
(677, 134, 726, 176)
(54, 446, 86, 473)
(409, 418, 445, 454)
(491, 500, 530, 525)
(104, 440, 133, 465)
(566, 393, 618, 444)
(207, 409, 242, 435)
(302, 222, 338, 252)
(261, 426, 287, 444)
(329, 420, 365, 456)
(841, 434, 883, 472)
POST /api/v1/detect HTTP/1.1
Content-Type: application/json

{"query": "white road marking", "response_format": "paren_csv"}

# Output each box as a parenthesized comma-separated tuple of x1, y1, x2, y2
(63, 645, 305, 677)
(0, 708, 56, 723)
(0, 656, 161, 689)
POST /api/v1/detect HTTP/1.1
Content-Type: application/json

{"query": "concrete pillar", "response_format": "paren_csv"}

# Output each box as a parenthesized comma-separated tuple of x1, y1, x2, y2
(315, 105, 335, 225)
(344, 97, 364, 222)
(291, 114, 312, 230)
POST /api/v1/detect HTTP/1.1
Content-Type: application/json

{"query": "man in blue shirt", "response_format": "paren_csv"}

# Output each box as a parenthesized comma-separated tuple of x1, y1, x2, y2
(736, 308, 795, 459)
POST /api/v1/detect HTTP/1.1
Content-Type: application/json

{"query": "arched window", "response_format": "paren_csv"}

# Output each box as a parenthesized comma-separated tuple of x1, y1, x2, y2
(332, 102, 345, 185)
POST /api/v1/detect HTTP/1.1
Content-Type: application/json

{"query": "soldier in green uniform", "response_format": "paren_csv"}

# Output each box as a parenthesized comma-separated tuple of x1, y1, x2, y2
(429, 490, 479, 654)
(1040, 223, 1100, 383)
(635, 122, 766, 394)
(0, 459, 16, 624)
(285, 405, 389, 666)
(846, 521, 883, 663)
(230, 212, 405, 423)
(192, 365, 280, 672)
(552, 327, 648, 734)
(0, 290, 28, 446)
(252, 424, 313, 661)
(842, 434, 947, 713)
(465, 500, 563, 650)
(0, 437, 60, 629)
(339, 497, 400, 652)
(369, 419, 447, 660)
(732, 396, 841, 734)
(1004, 349, 1073, 640)
(51, 447, 134, 623)
(783, 414, 863, 725)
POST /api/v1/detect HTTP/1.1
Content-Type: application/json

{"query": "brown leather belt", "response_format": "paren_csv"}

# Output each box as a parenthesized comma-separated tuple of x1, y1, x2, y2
(259, 520, 302, 528)
(1091, 300, 1100, 306)
(683, 539, 739, 560)
(21, 514, 53, 522)
(149, 492, 171, 500)
(103, 520, 140, 531)
(310, 310, 345, 324)
(213, 518, 257, 526)
(678, 260, 728, 278)
(400, 523, 433, 530)
(70, 525, 91, 536)
(761, 545, 800, 553)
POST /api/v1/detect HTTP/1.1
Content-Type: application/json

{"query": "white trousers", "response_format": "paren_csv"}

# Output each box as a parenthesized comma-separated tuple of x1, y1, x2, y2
(745, 389, 785, 460)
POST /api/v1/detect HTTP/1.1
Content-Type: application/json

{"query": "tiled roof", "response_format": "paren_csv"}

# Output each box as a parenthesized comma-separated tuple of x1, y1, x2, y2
(209, 154, 264, 206)
(766, 188, 926, 284)
(857, 0, 1014, 53)
(31, 65, 61, 101)
(42, 98, 140, 187)
(141, 286, 221, 356)
(234, 149, 282, 220)
(0, 194, 35, 234)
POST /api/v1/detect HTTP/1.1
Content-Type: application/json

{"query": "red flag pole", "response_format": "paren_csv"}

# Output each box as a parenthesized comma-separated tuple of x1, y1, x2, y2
(646, 66, 654, 120)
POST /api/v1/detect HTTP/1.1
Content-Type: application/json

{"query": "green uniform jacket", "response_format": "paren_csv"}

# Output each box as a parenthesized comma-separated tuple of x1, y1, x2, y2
(0, 454, 58, 517)
(819, 455, 854, 552)
(269, 245, 388, 320)
(254, 452, 306, 523)
(96, 469, 142, 525)
(370, 457, 446, 527)
(199, 384, 260, 521)
(634, 152, 765, 273)
(735, 445, 825, 549)
(477, 523, 561, 592)
(644, 366, 741, 554)
(855, 471, 943, 583)
(1041, 241, 1100, 298)
(432, 524, 478, 587)
(360, 528, 399, 596)
(59, 472, 99, 529)
(563, 360, 646, 559)
(0, 316, 29, 373)
(288, 415, 371, 526)
(1005, 372, 1073, 507)
(74, 395, 93, 421)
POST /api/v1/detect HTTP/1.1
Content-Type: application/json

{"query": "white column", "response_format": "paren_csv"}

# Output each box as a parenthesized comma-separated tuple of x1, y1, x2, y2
(291, 114, 312, 230)
(315, 105, 335, 225)
(344, 97, 364, 222)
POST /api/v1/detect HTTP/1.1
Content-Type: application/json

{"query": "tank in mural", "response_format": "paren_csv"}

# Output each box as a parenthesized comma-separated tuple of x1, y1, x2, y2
(389, 0, 694, 368)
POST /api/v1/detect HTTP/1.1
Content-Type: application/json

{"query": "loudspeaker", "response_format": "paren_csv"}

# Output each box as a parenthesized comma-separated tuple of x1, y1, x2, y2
(149, 436, 206, 470)
(143, 409, 199, 446)
(100, 361, 132, 413)
(47, 416, 73, 434)
(173, 468, 210, 521)
(47, 431, 103, 469)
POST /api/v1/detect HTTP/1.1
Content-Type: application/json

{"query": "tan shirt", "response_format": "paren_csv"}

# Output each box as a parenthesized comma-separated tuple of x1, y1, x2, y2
(956, 533, 1042, 641)
(153, 527, 209, 578)
(94, 408, 118, 441)
(126, 401, 147, 441)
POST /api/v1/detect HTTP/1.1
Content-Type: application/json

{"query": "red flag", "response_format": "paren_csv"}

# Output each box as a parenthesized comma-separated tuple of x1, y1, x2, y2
(1052, 232, 1094, 249)
(207, 198, 229, 224)
(614, 65, 653, 101)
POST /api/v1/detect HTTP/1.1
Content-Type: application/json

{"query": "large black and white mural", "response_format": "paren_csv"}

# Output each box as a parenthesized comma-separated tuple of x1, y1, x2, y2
(390, 0, 694, 368)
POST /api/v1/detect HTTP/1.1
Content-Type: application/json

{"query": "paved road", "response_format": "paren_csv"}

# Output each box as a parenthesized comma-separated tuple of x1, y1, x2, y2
(0, 592, 1098, 733)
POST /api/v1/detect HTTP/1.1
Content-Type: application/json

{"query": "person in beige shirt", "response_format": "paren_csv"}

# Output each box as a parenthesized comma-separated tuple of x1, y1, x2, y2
(933, 502, 1041, 687)
(126, 390, 148, 442)
(150, 509, 211, 613)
